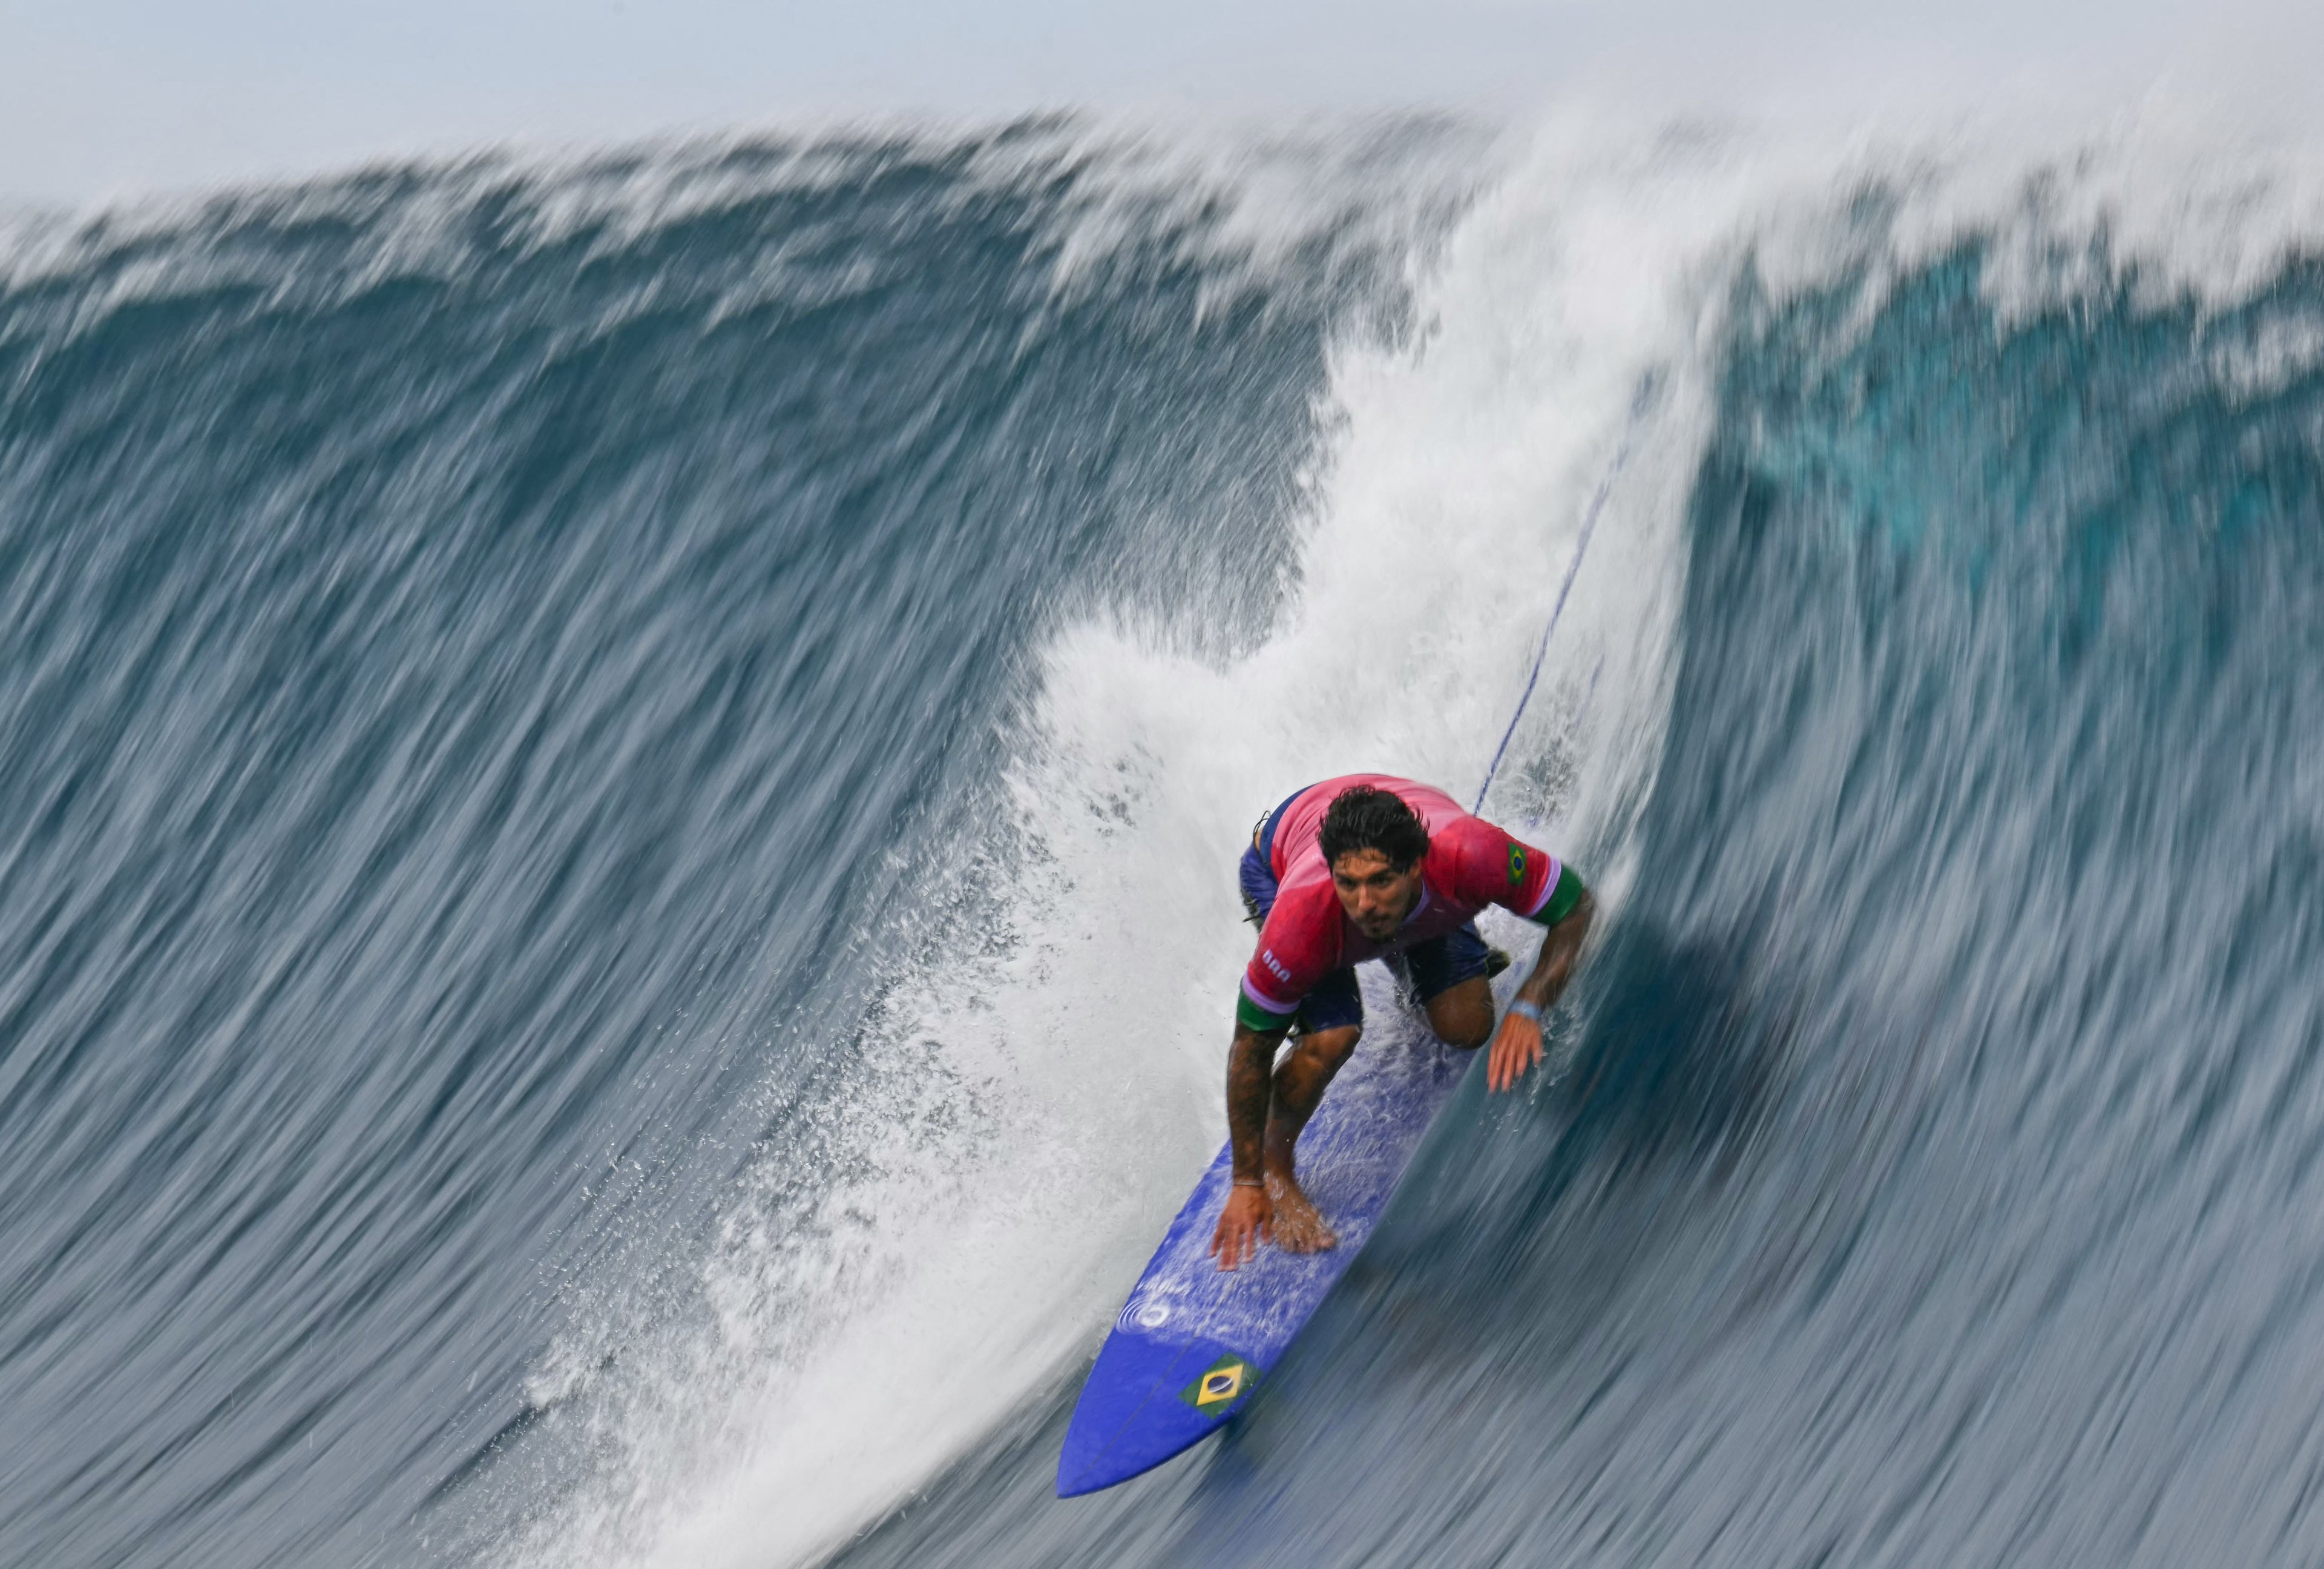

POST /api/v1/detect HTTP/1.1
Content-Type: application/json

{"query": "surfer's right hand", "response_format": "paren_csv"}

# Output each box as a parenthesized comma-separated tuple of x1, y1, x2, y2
(1210, 1184, 1272, 1271)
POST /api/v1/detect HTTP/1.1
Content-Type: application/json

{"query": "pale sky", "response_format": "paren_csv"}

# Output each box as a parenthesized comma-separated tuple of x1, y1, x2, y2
(2, 0, 2313, 204)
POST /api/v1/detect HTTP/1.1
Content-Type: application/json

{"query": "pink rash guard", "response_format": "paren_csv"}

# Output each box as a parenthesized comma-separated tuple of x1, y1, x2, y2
(1239, 774, 1565, 1027)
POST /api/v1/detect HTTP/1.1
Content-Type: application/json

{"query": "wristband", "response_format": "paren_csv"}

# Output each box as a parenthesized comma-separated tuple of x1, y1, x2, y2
(1507, 1000, 1543, 1024)
(1232, 1177, 1265, 1188)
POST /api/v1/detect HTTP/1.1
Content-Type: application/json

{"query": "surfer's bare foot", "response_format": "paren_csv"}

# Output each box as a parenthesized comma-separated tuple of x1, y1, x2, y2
(1264, 1171, 1338, 1252)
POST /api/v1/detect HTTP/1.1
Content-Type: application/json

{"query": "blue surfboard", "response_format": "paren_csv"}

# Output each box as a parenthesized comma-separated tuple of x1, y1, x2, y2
(1056, 1021, 1474, 1496)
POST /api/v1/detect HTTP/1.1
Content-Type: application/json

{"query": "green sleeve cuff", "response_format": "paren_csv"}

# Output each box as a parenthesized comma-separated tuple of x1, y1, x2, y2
(1528, 864, 1587, 927)
(1236, 993, 1296, 1034)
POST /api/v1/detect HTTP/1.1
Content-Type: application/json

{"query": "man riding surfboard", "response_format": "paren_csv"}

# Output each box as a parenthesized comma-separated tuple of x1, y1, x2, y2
(1209, 776, 1595, 1271)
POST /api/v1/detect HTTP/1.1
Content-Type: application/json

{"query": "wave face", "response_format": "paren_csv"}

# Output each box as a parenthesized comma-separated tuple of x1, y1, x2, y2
(0, 120, 1474, 1569)
(12, 111, 2324, 1569)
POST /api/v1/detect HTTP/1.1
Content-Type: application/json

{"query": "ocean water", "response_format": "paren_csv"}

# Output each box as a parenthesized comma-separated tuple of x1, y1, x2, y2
(8, 110, 2324, 1569)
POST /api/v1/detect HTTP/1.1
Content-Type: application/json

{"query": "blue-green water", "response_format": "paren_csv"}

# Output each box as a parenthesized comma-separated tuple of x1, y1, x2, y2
(8, 118, 2324, 1568)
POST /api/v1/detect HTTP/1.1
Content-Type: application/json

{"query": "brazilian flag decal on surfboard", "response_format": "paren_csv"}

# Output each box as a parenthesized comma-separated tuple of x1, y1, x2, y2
(1177, 1353, 1259, 1412)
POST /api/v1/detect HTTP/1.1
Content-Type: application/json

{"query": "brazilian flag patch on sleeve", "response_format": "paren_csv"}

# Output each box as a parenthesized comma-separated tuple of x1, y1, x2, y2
(1506, 842, 1527, 887)
(1177, 1352, 1261, 1413)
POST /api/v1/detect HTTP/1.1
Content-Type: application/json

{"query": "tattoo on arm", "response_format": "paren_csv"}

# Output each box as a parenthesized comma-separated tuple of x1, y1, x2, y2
(1226, 1026, 1281, 1182)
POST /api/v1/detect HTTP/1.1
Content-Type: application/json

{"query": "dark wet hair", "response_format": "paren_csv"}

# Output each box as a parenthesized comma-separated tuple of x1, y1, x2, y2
(1319, 784, 1430, 872)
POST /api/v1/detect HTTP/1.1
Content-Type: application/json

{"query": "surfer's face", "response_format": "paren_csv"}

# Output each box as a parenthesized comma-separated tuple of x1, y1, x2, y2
(1330, 848, 1424, 941)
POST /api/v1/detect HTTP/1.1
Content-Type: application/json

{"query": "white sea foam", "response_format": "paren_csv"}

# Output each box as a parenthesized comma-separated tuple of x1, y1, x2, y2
(474, 119, 1760, 1569)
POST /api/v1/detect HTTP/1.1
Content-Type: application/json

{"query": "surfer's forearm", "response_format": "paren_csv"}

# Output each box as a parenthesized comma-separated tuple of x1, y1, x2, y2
(1225, 1025, 1281, 1182)
(1517, 888, 1595, 1011)
(1489, 890, 1591, 1094)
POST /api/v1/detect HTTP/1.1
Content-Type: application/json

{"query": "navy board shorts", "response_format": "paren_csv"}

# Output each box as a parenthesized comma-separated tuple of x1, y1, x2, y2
(1236, 788, 1495, 1035)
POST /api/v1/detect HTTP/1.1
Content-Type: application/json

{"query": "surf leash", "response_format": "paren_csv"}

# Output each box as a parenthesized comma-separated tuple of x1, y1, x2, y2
(1471, 389, 1650, 815)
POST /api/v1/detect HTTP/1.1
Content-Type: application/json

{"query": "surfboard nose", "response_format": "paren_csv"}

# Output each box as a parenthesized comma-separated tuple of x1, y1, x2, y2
(1055, 1334, 1262, 1497)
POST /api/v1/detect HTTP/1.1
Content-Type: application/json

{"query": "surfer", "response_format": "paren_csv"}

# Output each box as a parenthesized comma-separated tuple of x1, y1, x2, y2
(1209, 776, 1594, 1271)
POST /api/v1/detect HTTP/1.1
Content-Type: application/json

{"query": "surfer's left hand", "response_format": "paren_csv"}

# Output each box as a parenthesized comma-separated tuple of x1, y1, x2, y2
(1486, 1011, 1543, 1093)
